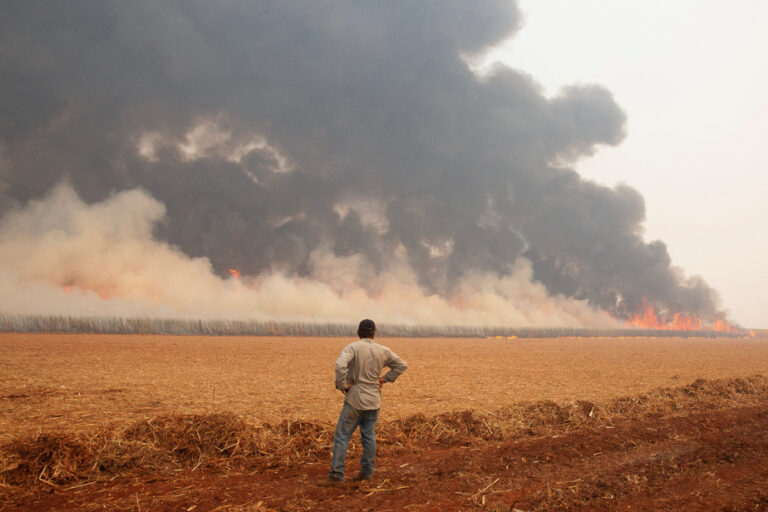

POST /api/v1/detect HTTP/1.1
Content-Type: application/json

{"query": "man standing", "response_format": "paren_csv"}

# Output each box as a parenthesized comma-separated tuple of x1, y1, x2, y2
(320, 319, 408, 486)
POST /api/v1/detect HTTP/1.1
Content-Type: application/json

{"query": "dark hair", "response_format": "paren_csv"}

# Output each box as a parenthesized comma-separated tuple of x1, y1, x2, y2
(357, 318, 376, 338)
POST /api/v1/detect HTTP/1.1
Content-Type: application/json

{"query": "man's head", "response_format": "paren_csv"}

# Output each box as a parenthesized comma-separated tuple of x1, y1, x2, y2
(358, 318, 376, 339)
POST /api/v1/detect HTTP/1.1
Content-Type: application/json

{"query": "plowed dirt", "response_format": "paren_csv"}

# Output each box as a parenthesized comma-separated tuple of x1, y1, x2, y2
(3, 401, 768, 511)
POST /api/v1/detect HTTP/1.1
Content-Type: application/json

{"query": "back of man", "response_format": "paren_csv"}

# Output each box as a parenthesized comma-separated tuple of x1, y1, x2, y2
(335, 338, 404, 411)
(321, 319, 407, 485)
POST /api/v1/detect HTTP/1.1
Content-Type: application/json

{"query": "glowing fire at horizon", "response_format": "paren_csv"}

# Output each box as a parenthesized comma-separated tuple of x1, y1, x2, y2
(625, 298, 736, 332)
(50, 273, 742, 334)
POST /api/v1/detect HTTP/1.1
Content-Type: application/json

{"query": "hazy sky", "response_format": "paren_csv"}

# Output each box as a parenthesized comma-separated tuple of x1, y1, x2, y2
(478, 1, 768, 327)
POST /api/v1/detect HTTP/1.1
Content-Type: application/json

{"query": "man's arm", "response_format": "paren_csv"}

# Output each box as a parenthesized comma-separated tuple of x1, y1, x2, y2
(334, 344, 355, 391)
(380, 349, 407, 385)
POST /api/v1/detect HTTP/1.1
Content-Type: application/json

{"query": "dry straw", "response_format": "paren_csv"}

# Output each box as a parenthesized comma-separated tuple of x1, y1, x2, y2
(2, 375, 766, 491)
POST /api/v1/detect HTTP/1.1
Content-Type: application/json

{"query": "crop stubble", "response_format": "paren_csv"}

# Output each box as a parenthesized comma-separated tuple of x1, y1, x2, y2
(2, 332, 768, 438)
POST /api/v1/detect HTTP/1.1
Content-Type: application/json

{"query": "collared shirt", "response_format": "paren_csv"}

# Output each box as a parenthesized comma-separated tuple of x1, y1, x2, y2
(334, 338, 408, 410)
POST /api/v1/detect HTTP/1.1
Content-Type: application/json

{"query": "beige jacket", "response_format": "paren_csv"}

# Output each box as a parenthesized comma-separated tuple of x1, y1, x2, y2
(334, 338, 408, 410)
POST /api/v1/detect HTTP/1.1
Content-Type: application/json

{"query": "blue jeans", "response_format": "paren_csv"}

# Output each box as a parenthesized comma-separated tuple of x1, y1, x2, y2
(328, 403, 380, 480)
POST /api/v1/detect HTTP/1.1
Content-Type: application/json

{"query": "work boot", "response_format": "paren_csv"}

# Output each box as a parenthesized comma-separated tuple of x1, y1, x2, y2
(354, 473, 373, 481)
(317, 477, 345, 488)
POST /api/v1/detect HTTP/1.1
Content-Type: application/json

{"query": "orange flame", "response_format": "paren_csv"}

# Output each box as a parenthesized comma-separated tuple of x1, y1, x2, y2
(624, 298, 702, 331)
(670, 312, 703, 330)
(624, 298, 662, 329)
(228, 268, 242, 297)
(625, 298, 740, 333)
(712, 319, 734, 332)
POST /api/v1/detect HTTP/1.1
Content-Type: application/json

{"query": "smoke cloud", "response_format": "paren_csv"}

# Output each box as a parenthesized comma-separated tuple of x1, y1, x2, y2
(0, 183, 615, 326)
(0, 1, 725, 326)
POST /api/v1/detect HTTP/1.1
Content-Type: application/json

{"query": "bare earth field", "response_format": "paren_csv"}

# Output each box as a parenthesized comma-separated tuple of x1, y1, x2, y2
(2, 332, 768, 510)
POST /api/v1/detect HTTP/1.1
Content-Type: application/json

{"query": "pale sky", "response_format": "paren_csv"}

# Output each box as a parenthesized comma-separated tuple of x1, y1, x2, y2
(477, 1, 768, 328)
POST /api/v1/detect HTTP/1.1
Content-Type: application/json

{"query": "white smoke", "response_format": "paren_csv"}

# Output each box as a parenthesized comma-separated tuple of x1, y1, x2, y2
(0, 183, 618, 327)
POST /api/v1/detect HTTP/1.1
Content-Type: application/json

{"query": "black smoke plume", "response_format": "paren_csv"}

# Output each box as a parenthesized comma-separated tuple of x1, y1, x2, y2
(0, 1, 725, 325)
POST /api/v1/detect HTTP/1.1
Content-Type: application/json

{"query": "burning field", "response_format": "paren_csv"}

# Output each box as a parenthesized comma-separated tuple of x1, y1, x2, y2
(0, 2, 750, 335)
(2, 332, 768, 511)
(2, 3, 765, 509)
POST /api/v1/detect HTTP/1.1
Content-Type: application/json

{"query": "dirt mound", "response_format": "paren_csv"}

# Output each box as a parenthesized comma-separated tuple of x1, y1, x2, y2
(0, 413, 336, 487)
(2, 375, 766, 490)
(609, 375, 768, 417)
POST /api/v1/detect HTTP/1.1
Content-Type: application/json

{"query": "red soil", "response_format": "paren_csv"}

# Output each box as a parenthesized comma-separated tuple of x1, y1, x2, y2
(4, 403, 768, 511)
